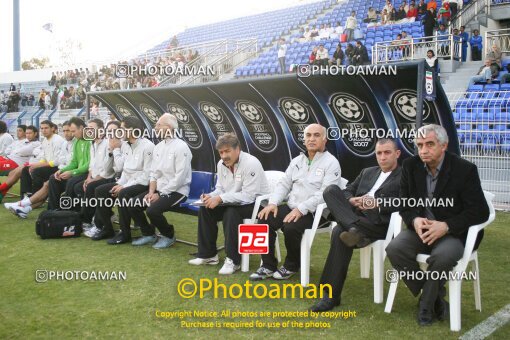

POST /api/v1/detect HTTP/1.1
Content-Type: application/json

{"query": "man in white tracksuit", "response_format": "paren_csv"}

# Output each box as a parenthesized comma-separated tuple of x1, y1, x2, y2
(189, 133, 270, 275)
(128, 113, 192, 249)
(250, 124, 341, 280)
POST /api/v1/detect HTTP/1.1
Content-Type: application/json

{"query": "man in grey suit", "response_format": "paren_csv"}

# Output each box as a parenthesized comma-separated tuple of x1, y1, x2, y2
(310, 138, 402, 311)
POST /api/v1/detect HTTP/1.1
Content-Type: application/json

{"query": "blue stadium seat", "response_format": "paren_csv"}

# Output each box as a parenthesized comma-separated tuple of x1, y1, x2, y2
(179, 171, 215, 212)
(484, 84, 500, 91)
(468, 84, 484, 92)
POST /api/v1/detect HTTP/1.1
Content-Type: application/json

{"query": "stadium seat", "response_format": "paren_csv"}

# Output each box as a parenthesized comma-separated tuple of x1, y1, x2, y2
(179, 171, 216, 213)
(385, 192, 496, 331)
(468, 84, 484, 92)
(241, 171, 286, 273)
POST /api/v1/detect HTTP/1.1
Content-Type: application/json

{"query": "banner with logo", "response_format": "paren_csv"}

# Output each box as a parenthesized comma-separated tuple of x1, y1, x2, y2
(89, 61, 459, 182)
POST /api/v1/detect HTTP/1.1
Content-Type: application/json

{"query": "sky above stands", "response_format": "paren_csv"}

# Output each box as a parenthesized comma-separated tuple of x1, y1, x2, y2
(0, 0, 316, 72)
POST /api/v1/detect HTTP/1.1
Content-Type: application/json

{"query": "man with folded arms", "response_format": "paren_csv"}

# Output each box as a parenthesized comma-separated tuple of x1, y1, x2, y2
(250, 124, 341, 281)
(189, 133, 269, 275)
(310, 138, 402, 311)
(386, 124, 489, 326)
(129, 113, 192, 249)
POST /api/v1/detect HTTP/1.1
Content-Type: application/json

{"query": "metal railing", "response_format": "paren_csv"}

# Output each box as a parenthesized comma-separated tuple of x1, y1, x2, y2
(446, 91, 510, 209)
(485, 28, 510, 56)
(450, 0, 491, 29)
(160, 38, 259, 86)
(372, 34, 463, 64)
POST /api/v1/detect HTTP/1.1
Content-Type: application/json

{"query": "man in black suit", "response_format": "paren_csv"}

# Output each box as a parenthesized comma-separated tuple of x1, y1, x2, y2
(310, 138, 402, 312)
(386, 124, 490, 326)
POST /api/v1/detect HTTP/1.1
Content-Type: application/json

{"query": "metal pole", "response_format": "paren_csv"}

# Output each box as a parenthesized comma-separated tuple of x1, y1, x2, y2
(415, 61, 425, 155)
(13, 0, 20, 71)
(86, 95, 90, 121)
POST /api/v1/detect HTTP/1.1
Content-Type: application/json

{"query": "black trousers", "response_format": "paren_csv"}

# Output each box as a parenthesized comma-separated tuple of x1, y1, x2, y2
(258, 204, 319, 272)
(73, 177, 115, 223)
(47, 173, 88, 210)
(319, 185, 389, 300)
(197, 204, 254, 265)
(94, 182, 148, 236)
(386, 229, 464, 310)
(472, 46, 481, 61)
(20, 166, 58, 196)
(129, 191, 187, 238)
(450, 3, 458, 18)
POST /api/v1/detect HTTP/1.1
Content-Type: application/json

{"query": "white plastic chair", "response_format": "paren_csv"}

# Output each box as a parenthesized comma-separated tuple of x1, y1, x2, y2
(358, 211, 403, 303)
(300, 177, 348, 287)
(241, 170, 285, 272)
(384, 191, 496, 332)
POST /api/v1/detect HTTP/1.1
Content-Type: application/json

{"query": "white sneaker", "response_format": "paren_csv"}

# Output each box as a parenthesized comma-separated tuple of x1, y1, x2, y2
(14, 205, 32, 219)
(188, 254, 219, 266)
(4, 202, 20, 215)
(84, 226, 101, 238)
(218, 257, 240, 275)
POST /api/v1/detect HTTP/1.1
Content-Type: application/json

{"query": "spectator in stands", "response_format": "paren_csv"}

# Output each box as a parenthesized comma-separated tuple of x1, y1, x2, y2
(381, 9, 390, 25)
(452, 28, 462, 61)
(401, 31, 412, 59)
(437, 24, 450, 58)
(402, 1, 410, 12)
(486, 43, 502, 70)
(28, 93, 34, 107)
(38, 90, 45, 110)
(423, 7, 437, 41)
(449, 0, 459, 18)
(345, 43, 355, 65)
(407, 4, 418, 18)
(437, 2, 451, 26)
(468, 59, 498, 86)
(277, 38, 287, 74)
(396, 5, 407, 20)
(169, 35, 178, 49)
(390, 8, 398, 22)
(49, 72, 56, 86)
(310, 25, 319, 39)
(9, 83, 15, 92)
(470, 29, 483, 61)
(383, 0, 393, 14)
(316, 44, 330, 66)
(344, 11, 358, 42)
(334, 21, 343, 35)
(309, 46, 318, 65)
(425, 49, 439, 74)
(364, 7, 378, 23)
(427, 0, 438, 11)
(319, 25, 329, 40)
(331, 44, 345, 66)
(352, 41, 369, 66)
(460, 26, 469, 62)
(189, 133, 269, 275)
(44, 92, 51, 110)
(418, 0, 427, 14)
(303, 27, 312, 41)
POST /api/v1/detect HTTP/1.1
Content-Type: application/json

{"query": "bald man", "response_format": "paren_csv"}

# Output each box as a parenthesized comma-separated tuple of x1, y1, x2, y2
(128, 113, 192, 249)
(250, 124, 342, 280)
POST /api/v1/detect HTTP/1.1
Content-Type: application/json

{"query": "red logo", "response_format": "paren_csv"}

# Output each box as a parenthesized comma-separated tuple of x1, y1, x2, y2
(238, 224, 269, 254)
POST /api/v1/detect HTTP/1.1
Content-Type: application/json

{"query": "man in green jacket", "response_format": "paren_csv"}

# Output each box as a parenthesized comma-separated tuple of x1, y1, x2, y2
(47, 117, 90, 210)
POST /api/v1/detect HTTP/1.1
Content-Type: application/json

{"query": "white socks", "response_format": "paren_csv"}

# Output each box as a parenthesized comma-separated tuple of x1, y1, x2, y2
(20, 196, 32, 207)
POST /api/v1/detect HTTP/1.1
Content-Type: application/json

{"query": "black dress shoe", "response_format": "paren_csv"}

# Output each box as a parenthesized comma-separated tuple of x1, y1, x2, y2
(340, 227, 364, 247)
(309, 298, 340, 312)
(417, 308, 434, 326)
(107, 231, 132, 245)
(91, 228, 114, 241)
(435, 295, 449, 321)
